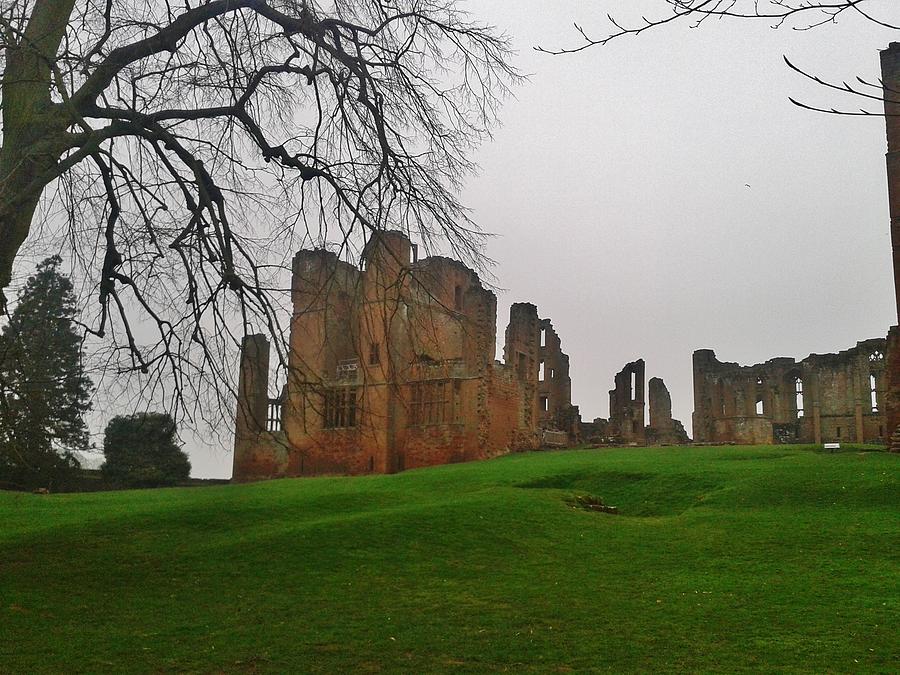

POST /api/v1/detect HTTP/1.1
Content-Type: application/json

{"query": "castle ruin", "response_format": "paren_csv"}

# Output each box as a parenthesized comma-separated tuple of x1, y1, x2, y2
(692, 339, 889, 445)
(232, 231, 581, 480)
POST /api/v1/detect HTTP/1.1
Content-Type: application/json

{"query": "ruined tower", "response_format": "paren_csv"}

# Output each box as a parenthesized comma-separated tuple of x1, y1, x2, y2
(608, 359, 646, 445)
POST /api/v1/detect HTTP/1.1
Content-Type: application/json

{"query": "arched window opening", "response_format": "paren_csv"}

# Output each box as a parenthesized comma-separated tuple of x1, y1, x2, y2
(539, 327, 546, 348)
(871, 373, 878, 413)
(794, 377, 804, 418)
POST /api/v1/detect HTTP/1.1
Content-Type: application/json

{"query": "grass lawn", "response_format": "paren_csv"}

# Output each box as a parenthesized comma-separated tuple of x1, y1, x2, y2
(1, 444, 898, 673)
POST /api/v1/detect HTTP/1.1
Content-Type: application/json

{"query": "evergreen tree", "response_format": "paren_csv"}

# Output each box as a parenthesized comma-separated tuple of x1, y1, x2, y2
(101, 413, 191, 488)
(0, 256, 93, 490)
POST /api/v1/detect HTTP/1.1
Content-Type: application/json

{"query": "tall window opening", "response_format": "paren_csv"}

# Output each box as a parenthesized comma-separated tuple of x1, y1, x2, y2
(369, 342, 380, 366)
(871, 373, 879, 413)
(540, 396, 549, 412)
(794, 377, 804, 418)
(630, 371, 637, 401)
(539, 361, 546, 381)
(453, 285, 463, 311)
(756, 397, 764, 416)
(324, 387, 358, 428)
(837, 426, 842, 439)
(540, 327, 547, 347)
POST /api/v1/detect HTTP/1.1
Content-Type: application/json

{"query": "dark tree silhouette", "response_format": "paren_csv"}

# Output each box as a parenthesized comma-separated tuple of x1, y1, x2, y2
(101, 412, 190, 487)
(0, 1, 519, 421)
(0, 256, 93, 490)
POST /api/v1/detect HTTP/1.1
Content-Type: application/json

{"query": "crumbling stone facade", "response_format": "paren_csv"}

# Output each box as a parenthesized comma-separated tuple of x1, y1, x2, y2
(692, 339, 889, 445)
(233, 231, 580, 480)
(647, 377, 690, 445)
(608, 359, 646, 445)
(537, 319, 581, 445)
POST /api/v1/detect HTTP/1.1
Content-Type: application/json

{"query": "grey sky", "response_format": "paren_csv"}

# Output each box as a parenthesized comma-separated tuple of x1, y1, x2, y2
(187, 0, 898, 477)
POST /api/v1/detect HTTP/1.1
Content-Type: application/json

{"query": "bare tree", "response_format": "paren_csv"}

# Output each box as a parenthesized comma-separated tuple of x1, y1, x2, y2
(539, 1, 899, 113)
(0, 1, 519, 421)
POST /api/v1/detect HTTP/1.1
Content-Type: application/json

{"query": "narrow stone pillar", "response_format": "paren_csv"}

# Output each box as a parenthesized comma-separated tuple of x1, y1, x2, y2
(233, 334, 270, 480)
(879, 43, 900, 452)
(813, 403, 822, 446)
(855, 403, 865, 444)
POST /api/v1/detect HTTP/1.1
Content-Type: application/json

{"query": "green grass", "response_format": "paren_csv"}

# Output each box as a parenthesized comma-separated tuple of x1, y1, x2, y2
(2, 445, 898, 673)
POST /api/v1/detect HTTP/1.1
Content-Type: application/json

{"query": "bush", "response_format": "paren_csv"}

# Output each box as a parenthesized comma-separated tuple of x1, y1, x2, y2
(101, 413, 191, 488)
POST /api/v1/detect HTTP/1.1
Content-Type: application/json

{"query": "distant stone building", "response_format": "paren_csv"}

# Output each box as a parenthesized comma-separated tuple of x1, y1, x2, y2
(692, 339, 889, 445)
(233, 231, 580, 480)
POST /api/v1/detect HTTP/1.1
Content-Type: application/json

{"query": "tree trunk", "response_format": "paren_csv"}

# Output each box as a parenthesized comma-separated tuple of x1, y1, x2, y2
(0, 0, 77, 306)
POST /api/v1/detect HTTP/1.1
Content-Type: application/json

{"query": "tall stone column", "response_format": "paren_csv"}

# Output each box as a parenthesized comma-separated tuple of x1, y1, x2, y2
(879, 43, 900, 452)
(233, 333, 270, 479)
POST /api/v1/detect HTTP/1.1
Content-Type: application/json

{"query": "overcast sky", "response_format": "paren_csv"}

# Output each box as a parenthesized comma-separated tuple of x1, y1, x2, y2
(185, 0, 899, 477)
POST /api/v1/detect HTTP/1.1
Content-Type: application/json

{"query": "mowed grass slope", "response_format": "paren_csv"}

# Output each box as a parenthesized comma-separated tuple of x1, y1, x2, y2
(1, 445, 898, 673)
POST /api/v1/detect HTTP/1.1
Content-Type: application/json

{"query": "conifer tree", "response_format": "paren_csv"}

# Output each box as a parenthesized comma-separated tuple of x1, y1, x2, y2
(0, 256, 93, 489)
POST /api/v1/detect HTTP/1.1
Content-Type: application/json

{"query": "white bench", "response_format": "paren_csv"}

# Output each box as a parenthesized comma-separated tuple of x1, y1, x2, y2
(824, 443, 841, 452)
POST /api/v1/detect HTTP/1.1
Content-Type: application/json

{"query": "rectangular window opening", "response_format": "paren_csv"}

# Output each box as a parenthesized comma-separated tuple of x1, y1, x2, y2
(538, 361, 546, 381)
(540, 396, 549, 412)
(540, 327, 547, 348)
(454, 285, 463, 311)
(756, 398, 764, 416)
(369, 342, 380, 366)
